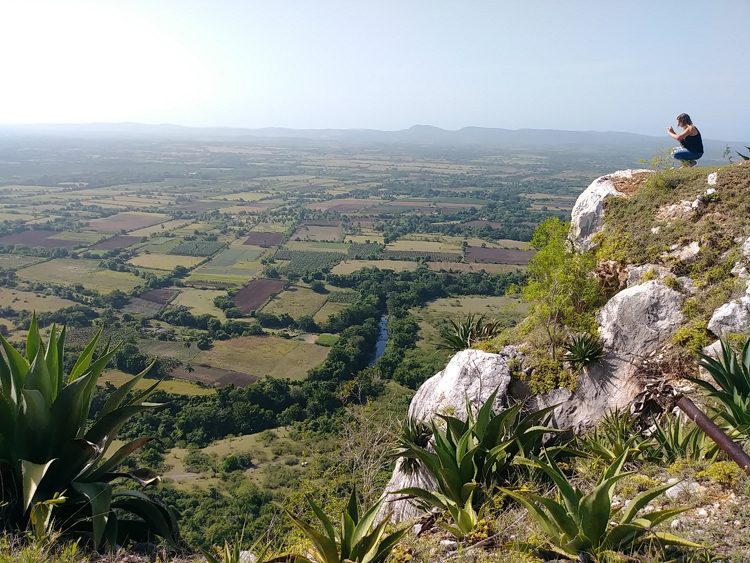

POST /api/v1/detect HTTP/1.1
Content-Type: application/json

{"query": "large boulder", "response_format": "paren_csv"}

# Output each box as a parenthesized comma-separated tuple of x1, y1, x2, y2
(380, 349, 516, 522)
(534, 281, 685, 429)
(708, 296, 750, 337)
(570, 169, 651, 251)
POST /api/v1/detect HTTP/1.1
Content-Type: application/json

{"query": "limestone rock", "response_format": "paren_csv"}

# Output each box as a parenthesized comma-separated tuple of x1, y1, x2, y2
(406, 349, 514, 421)
(656, 201, 694, 221)
(570, 169, 651, 251)
(707, 172, 718, 186)
(663, 241, 701, 264)
(742, 237, 750, 261)
(381, 348, 516, 522)
(598, 280, 685, 362)
(707, 297, 750, 337)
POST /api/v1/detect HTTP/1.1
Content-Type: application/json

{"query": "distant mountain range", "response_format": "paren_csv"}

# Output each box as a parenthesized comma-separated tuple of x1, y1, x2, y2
(0, 122, 734, 153)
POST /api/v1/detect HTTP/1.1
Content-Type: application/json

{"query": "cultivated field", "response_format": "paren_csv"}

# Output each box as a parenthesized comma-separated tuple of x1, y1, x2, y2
(86, 212, 169, 232)
(129, 253, 205, 270)
(170, 288, 227, 320)
(0, 287, 78, 312)
(465, 246, 535, 264)
(194, 336, 330, 380)
(129, 219, 194, 237)
(330, 260, 419, 274)
(305, 198, 382, 212)
(231, 279, 285, 313)
(99, 369, 214, 396)
(18, 258, 143, 292)
(261, 287, 328, 318)
(243, 232, 284, 245)
(290, 225, 342, 242)
(0, 230, 81, 249)
(0, 255, 45, 269)
(89, 235, 142, 250)
(312, 301, 349, 324)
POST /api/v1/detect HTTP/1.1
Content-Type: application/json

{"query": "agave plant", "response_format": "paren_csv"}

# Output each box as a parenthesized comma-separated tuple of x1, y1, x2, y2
(502, 451, 700, 559)
(651, 414, 719, 463)
(285, 488, 406, 563)
(578, 409, 656, 464)
(391, 417, 432, 474)
(392, 388, 561, 538)
(436, 314, 502, 353)
(693, 338, 750, 439)
(563, 333, 605, 371)
(0, 315, 178, 549)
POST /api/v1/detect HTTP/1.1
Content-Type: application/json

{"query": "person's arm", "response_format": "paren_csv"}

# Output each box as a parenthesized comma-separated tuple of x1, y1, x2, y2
(667, 125, 694, 141)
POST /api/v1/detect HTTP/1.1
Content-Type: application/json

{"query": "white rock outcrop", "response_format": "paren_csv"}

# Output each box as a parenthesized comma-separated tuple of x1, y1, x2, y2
(597, 281, 685, 362)
(708, 297, 750, 337)
(381, 349, 516, 522)
(570, 169, 650, 251)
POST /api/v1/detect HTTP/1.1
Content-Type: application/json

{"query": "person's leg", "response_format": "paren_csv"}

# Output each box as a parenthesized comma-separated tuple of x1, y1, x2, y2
(672, 148, 692, 162)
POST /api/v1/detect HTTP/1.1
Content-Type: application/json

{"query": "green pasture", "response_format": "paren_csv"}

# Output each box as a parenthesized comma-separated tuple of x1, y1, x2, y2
(261, 286, 328, 318)
(18, 258, 143, 293)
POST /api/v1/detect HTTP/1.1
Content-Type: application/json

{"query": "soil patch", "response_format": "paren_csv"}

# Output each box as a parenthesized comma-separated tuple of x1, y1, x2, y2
(611, 171, 652, 197)
(140, 288, 179, 304)
(466, 246, 535, 264)
(232, 278, 284, 313)
(243, 232, 284, 246)
(0, 230, 79, 249)
(170, 364, 258, 387)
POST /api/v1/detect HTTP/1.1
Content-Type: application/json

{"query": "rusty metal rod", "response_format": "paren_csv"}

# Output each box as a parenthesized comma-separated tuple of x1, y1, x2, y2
(676, 395, 750, 476)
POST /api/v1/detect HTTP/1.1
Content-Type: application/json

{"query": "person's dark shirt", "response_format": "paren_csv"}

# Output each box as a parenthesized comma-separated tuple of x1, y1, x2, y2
(681, 129, 704, 153)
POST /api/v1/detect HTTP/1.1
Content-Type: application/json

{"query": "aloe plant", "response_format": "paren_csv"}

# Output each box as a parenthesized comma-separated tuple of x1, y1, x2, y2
(693, 338, 750, 439)
(502, 451, 700, 559)
(285, 488, 406, 563)
(391, 417, 432, 474)
(651, 415, 719, 463)
(392, 388, 561, 538)
(0, 315, 178, 549)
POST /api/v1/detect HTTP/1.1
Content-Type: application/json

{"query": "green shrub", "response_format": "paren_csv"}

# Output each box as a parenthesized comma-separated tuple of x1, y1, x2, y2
(664, 276, 682, 291)
(672, 320, 710, 355)
(520, 355, 575, 395)
(696, 460, 745, 487)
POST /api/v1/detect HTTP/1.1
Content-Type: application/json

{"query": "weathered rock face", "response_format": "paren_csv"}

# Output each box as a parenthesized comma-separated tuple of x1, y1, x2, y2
(570, 169, 651, 251)
(405, 349, 514, 421)
(595, 260, 628, 296)
(381, 349, 516, 522)
(597, 280, 685, 363)
(708, 297, 750, 337)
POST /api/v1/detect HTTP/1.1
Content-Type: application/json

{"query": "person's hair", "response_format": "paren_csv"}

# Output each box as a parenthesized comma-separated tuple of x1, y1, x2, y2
(676, 113, 693, 127)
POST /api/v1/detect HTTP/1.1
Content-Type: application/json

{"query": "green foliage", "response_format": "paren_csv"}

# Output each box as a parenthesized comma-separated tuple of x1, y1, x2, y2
(326, 291, 358, 304)
(664, 276, 682, 291)
(736, 146, 750, 161)
(696, 460, 745, 487)
(563, 333, 605, 371)
(522, 218, 601, 359)
(592, 230, 633, 264)
(672, 320, 710, 355)
(285, 488, 407, 563)
(650, 415, 718, 464)
(347, 243, 384, 259)
(520, 355, 573, 395)
(436, 314, 502, 353)
(391, 388, 560, 538)
(693, 338, 750, 439)
(578, 410, 655, 464)
(502, 450, 699, 559)
(0, 315, 178, 550)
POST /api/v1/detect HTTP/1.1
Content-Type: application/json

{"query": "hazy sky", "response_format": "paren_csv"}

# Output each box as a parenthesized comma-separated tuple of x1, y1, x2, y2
(1, 0, 748, 140)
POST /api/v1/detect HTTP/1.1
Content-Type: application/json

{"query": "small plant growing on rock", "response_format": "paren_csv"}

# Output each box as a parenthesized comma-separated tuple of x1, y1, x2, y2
(391, 417, 432, 475)
(563, 333, 605, 371)
(696, 460, 745, 487)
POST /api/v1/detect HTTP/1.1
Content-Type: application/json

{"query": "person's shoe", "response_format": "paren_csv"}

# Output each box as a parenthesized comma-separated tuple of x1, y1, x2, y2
(689, 160, 697, 167)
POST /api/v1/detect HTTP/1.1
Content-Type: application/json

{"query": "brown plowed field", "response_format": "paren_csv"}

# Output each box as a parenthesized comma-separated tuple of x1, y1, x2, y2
(89, 235, 141, 250)
(232, 278, 284, 313)
(466, 246, 535, 264)
(170, 363, 258, 387)
(243, 232, 284, 246)
(0, 230, 79, 249)
(140, 288, 179, 304)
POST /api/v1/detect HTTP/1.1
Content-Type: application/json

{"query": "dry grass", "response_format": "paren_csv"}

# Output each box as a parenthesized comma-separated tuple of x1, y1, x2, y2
(261, 286, 328, 318)
(128, 253, 204, 270)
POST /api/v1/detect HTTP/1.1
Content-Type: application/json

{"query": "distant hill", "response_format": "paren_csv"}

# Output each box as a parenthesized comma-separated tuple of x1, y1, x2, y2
(0, 122, 734, 157)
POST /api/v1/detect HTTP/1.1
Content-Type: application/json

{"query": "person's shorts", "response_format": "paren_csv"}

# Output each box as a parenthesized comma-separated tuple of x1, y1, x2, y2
(672, 147, 703, 162)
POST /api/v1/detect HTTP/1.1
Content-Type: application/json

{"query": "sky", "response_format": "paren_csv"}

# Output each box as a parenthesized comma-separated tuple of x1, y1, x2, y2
(0, 0, 748, 140)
